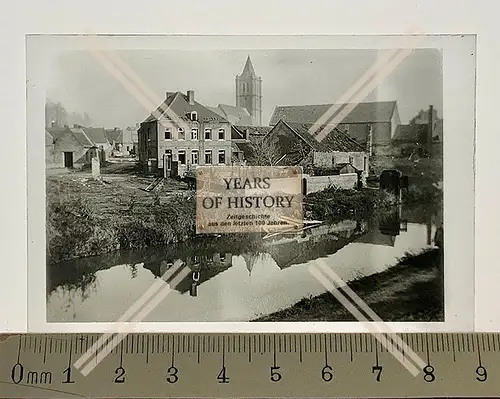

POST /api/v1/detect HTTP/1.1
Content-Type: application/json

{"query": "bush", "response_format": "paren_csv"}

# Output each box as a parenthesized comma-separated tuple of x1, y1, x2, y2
(47, 196, 120, 263)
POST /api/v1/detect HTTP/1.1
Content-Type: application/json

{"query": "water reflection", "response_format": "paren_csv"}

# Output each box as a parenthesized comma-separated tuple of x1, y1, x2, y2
(47, 205, 442, 322)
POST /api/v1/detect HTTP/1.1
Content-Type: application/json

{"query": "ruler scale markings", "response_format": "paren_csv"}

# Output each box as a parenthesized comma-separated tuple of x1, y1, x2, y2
(324, 335, 329, 366)
(42, 337, 47, 363)
(486, 334, 491, 352)
(170, 338, 175, 368)
(476, 335, 482, 367)
(329, 334, 332, 353)
(273, 335, 277, 367)
(452, 334, 456, 362)
(299, 335, 303, 363)
(495, 333, 500, 352)
(248, 335, 252, 363)
(146, 335, 149, 363)
(466, 333, 471, 352)
(293, 334, 297, 353)
(425, 335, 431, 365)
(349, 335, 353, 362)
(197, 336, 201, 364)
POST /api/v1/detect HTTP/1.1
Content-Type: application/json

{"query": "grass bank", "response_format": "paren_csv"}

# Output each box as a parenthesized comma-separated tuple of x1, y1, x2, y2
(254, 248, 444, 322)
(305, 187, 397, 223)
(47, 170, 440, 264)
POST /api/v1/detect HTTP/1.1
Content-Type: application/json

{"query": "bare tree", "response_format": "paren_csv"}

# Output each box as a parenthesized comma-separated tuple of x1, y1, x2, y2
(249, 137, 282, 166)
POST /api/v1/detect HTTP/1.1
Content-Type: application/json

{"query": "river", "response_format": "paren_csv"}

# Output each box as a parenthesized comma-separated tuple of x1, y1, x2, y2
(47, 205, 441, 322)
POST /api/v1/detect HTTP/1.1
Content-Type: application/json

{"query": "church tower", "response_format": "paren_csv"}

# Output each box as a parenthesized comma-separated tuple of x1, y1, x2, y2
(235, 56, 262, 126)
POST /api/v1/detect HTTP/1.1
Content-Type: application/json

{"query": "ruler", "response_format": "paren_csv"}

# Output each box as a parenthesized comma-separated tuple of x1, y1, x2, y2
(0, 333, 498, 398)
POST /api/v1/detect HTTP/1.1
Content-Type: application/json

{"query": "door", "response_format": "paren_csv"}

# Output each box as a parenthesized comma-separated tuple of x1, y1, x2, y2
(63, 152, 74, 168)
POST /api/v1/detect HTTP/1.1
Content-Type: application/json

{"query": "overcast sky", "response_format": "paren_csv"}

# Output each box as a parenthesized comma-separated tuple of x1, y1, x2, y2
(47, 48, 442, 128)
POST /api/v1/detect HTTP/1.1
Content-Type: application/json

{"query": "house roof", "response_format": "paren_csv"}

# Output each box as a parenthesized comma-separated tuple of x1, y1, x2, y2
(46, 126, 67, 140)
(82, 127, 108, 145)
(210, 104, 253, 125)
(105, 129, 123, 143)
(45, 130, 54, 144)
(283, 121, 366, 153)
(234, 125, 273, 138)
(70, 127, 95, 147)
(269, 101, 397, 126)
(143, 92, 228, 124)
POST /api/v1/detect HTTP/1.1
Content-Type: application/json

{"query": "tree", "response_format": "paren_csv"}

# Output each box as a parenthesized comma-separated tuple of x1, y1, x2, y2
(249, 137, 282, 166)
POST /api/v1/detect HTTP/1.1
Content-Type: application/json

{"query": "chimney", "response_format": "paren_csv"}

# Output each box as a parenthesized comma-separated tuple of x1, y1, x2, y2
(136, 122, 140, 128)
(187, 90, 195, 105)
(166, 91, 175, 99)
(245, 129, 249, 141)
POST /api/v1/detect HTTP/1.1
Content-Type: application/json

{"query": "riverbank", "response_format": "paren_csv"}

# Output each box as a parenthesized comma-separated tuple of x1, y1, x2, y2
(46, 169, 439, 264)
(253, 248, 444, 322)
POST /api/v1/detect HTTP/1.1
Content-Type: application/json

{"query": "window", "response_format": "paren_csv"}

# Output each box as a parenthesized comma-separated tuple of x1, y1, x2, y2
(178, 127, 185, 140)
(363, 156, 367, 172)
(218, 128, 225, 140)
(349, 155, 354, 164)
(205, 150, 212, 165)
(220, 253, 226, 262)
(178, 150, 186, 165)
(164, 128, 172, 140)
(218, 149, 226, 165)
(344, 124, 350, 134)
(191, 128, 198, 140)
(204, 128, 212, 140)
(165, 149, 172, 154)
(191, 150, 198, 165)
(190, 111, 198, 121)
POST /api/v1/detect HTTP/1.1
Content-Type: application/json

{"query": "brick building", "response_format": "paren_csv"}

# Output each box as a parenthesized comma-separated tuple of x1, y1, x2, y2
(138, 91, 232, 176)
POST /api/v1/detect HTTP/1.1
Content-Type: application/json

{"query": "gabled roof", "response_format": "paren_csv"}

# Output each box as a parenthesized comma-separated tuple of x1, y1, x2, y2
(210, 104, 253, 125)
(281, 121, 366, 153)
(105, 129, 123, 143)
(143, 92, 228, 124)
(46, 126, 67, 140)
(45, 130, 54, 145)
(239, 55, 256, 77)
(269, 101, 397, 126)
(82, 127, 108, 145)
(70, 127, 95, 147)
(234, 125, 273, 138)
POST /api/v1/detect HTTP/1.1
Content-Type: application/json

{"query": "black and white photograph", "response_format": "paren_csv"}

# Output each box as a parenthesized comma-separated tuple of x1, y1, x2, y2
(25, 35, 475, 329)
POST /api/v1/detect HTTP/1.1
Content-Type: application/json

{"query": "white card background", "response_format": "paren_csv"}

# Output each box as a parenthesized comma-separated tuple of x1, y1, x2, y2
(1, 0, 498, 332)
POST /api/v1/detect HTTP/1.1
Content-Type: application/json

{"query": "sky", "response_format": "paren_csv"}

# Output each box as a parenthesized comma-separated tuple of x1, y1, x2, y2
(47, 48, 442, 129)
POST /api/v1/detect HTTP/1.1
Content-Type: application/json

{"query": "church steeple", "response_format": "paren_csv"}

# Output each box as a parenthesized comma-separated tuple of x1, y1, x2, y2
(235, 56, 262, 126)
(241, 55, 256, 77)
